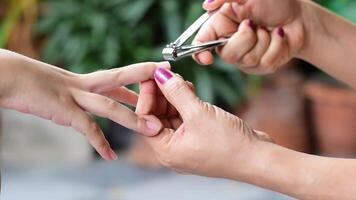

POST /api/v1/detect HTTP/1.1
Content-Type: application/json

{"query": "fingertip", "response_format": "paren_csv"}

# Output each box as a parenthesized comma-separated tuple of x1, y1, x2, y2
(99, 146, 117, 161)
(239, 19, 254, 32)
(202, 0, 225, 11)
(155, 61, 171, 69)
(108, 148, 118, 161)
(141, 115, 163, 136)
(195, 51, 214, 65)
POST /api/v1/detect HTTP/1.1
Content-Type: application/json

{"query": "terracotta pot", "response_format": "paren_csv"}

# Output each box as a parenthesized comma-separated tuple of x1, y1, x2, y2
(240, 68, 311, 153)
(304, 80, 356, 157)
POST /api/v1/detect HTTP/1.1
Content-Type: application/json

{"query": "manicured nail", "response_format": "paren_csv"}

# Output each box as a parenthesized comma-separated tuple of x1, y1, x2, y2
(154, 67, 173, 85)
(204, 0, 214, 4)
(146, 120, 161, 132)
(277, 27, 285, 38)
(248, 19, 255, 30)
(108, 148, 117, 161)
(261, 26, 269, 32)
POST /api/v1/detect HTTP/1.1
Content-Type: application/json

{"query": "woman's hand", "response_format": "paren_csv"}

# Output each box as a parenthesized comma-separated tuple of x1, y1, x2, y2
(0, 50, 166, 161)
(194, 0, 307, 74)
(136, 67, 270, 177)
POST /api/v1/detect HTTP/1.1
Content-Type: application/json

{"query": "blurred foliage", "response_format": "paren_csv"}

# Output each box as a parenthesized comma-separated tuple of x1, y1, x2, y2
(0, 0, 37, 47)
(36, 0, 248, 106)
(319, 0, 356, 22)
(34, 0, 356, 105)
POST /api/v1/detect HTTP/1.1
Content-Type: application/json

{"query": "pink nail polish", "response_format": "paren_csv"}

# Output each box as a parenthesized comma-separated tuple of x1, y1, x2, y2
(248, 19, 255, 30)
(154, 67, 173, 85)
(277, 27, 285, 37)
(204, 0, 214, 4)
(261, 26, 269, 32)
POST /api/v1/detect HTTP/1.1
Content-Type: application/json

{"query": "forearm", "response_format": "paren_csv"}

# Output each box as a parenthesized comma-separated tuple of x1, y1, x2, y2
(298, 0, 356, 89)
(231, 141, 356, 199)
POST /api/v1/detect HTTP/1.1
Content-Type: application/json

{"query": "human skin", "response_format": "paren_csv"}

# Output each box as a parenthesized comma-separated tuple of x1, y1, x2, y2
(0, 49, 165, 161)
(137, 0, 356, 199)
(195, 0, 356, 89)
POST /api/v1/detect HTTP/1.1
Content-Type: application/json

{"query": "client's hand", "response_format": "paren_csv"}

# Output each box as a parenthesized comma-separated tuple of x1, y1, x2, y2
(0, 50, 167, 161)
(136, 67, 270, 177)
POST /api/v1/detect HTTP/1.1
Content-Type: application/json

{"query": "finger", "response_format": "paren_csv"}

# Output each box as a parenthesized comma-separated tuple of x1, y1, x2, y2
(239, 27, 271, 68)
(192, 46, 214, 66)
(193, 9, 238, 65)
(74, 91, 162, 136)
(136, 80, 158, 115)
(71, 109, 116, 161)
(153, 68, 201, 120)
(165, 80, 195, 118)
(102, 87, 138, 106)
(259, 27, 288, 74)
(219, 19, 257, 64)
(80, 62, 171, 93)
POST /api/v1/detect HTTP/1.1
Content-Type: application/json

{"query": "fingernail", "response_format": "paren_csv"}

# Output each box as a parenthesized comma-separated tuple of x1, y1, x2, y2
(154, 67, 173, 85)
(156, 61, 171, 69)
(204, 0, 214, 4)
(146, 120, 161, 132)
(195, 56, 203, 65)
(261, 26, 269, 32)
(108, 148, 117, 161)
(277, 27, 285, 38)
(248, 19, 255, 30)
(175, 73, 183, 79)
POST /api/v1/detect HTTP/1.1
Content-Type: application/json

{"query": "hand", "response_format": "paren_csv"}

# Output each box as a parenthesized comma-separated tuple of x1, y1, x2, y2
(0, 50, 167, 161)
(194, 0, 306, 74)
(136, 67, 270, 177)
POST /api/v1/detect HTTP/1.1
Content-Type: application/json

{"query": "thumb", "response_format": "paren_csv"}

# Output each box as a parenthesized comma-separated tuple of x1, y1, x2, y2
(153, 67, 201, 119)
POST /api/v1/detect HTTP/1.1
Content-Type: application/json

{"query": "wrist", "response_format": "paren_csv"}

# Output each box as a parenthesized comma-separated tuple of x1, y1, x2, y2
(225, 139, 274, 182)
(228, 139, 311, 198)
(297, 0, 327, 60)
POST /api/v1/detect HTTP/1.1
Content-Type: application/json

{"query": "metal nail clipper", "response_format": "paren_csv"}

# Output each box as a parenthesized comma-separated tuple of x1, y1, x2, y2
(162, 12, 229, 61)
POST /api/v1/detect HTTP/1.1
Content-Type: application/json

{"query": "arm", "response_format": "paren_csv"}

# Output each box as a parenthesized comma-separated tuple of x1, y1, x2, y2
(196, 0, 356, 89)
(139, 67, 356, 200)
(299, 0, 356, 88)
(231, 141, 356, 200)
(0, 49, 164, 160)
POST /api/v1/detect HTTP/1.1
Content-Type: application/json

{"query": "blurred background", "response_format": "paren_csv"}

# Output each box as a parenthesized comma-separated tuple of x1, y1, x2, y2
(0, 0, 356, 199)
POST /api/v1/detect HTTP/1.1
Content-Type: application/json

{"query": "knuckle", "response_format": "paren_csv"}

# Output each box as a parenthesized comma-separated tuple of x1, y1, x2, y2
(260, 59, 276, 73)
(165, 79, 187, 98)
(221, 53, 238, 64)
(104, 98, 118, 111)
(97, 138, 109, 151)
(241, 54, 259, 67)
(85, 120, 101, 135)
(111, 70, 124, 86)
(184, 100, 204, 121)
